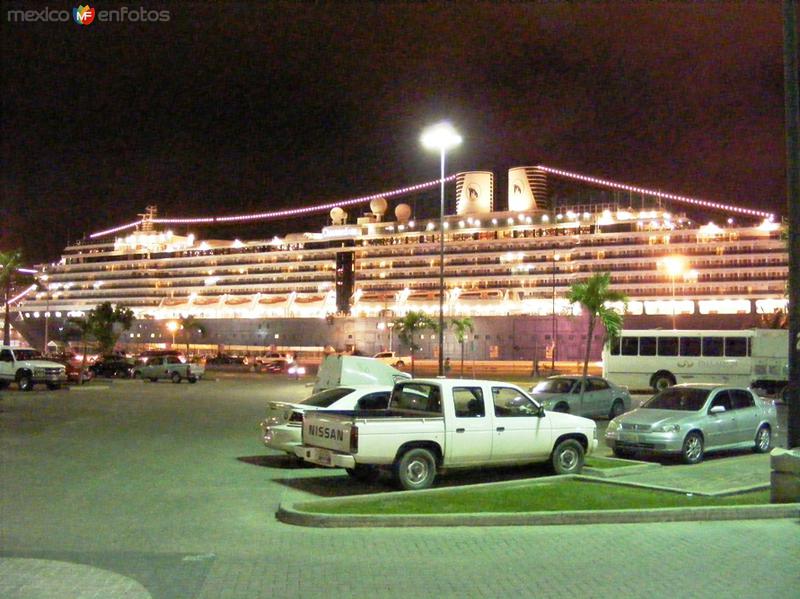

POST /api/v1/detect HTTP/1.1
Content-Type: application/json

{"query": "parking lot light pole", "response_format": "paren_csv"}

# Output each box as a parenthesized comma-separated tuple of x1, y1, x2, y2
(421, 122, 461, 376)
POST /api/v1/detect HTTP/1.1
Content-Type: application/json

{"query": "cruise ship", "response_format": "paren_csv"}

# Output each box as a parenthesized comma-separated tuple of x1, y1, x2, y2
(13, 166, 788, 361)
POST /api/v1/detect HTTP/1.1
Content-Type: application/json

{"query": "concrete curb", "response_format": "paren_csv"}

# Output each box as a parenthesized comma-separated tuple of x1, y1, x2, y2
(575, 474, 771, 497)
(276, 473, 799, 528)
(276, 501, 800, 528)
(582, 457, 660, 478)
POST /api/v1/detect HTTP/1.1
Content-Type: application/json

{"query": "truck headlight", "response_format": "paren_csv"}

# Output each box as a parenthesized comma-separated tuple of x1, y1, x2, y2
(655, 424, 681, 433)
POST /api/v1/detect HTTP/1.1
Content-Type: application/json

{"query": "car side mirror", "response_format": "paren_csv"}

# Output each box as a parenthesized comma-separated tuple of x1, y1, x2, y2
(709, 405, 726, 414)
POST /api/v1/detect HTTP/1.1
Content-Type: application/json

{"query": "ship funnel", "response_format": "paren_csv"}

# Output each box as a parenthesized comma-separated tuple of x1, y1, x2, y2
(455, 171, 494, 215)
(508, 166, 549, 211)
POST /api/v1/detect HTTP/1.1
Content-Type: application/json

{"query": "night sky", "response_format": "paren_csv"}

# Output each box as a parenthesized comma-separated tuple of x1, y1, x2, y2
(1, 1, 788, 265)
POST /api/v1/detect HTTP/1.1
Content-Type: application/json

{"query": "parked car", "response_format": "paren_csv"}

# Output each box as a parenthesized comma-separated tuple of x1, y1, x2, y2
(260, 386, 392, 455)
(529, 375, 631, 419)
(605, 384, 777, 463)
(46, 353, 94, 384)
(296, 378, 597, 489)
(0, 346, 67, 391)
(371, 351, 411, 368)
(206, 354, 247, 366)
(133, 355, 204, 383)
(88, 357, 134, 378)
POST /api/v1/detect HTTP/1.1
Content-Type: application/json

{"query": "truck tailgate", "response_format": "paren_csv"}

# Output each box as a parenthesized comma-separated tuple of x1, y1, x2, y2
(302, 413, 353, 452)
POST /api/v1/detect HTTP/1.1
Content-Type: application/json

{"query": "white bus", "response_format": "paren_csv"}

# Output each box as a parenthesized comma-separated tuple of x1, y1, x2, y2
(602, 328, 788, 395)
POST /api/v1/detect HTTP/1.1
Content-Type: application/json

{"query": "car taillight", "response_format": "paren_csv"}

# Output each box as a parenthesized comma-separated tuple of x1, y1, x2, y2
(350, 425, 358, 454)
(289, 411, 304, 424)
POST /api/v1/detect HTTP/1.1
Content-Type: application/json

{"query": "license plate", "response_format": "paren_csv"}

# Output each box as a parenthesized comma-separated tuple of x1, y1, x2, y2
(316, 449, 332, 466)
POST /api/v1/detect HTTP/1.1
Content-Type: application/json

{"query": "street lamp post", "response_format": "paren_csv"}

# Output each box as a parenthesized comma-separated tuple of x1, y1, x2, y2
(166, 320, 179, 347)
(662, 256, 688, 329)
(421, 122, 462, 376)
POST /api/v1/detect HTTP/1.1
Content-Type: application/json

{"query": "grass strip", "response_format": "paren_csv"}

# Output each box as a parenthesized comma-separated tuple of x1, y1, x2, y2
(584, 456, 640, 469)
(298, 480, 769, 515)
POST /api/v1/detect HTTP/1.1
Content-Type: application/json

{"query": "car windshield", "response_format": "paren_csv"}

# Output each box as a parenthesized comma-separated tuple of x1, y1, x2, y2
(13, 349, 43, 360)
(531, 378, 576, 394)
(301, 387, 355, 408)
(643, 388, 711, 411)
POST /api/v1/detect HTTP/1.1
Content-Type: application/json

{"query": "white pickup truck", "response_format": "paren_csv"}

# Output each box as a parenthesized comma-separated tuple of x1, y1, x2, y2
(0, 346, 67, 391)
(295, 378, 597, 490)
(371, 351, 411, 368)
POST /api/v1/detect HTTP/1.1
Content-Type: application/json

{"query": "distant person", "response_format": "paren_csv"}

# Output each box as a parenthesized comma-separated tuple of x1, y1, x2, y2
(444, 357, 452, 376)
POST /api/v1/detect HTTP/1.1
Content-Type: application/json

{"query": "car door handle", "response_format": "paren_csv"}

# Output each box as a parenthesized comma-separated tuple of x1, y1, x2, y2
(496, 427, 505, 432)
(455, 428, 465, 433)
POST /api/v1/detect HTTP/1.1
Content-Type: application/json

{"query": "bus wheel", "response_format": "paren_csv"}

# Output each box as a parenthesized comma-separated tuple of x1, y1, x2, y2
(651, 372, 675, 392)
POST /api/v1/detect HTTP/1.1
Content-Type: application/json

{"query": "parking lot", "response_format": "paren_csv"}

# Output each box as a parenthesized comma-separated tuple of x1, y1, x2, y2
(1, 375, 797, 599)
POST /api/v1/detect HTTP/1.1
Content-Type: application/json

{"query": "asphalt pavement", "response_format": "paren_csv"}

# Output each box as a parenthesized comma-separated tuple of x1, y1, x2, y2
(0, 376, 797, 599)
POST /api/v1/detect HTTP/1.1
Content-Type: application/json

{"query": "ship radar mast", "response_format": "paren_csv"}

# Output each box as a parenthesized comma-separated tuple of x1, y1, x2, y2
(137, 205, 158, 232)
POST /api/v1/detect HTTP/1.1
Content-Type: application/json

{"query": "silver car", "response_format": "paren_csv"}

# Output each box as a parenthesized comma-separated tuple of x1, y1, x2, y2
(529, 376, 631, 419)
(605, 384, 777, 463)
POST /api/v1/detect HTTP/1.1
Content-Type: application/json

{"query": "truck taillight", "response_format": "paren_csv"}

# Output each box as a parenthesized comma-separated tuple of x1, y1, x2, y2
(350, 425, 359, 454)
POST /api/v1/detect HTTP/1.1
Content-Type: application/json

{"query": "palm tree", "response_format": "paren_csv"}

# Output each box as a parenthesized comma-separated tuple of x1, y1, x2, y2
(393, 311, 438, 377)
(178, 315, 206, 355)
(89, 302, 135, 354)
(1, 250, 28, 346)
(567, 272, 628, 406)
(450, 316, 474, 377)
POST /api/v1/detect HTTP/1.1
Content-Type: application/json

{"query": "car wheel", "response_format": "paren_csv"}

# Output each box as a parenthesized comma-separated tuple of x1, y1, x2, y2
(551, 439, 585, 474)
(346, 464, 381, 483)
(17, 373, 33, 392)
(753, 425, 771, 453)
(553, 402, 570, 413)
(149, 377, 159, 383)
(681, 432, 704, 464)
(46, 383, 61, 391)
(171, 372, 181, 384)
(652, 372, 676, 392)
(394, 448, 436, 490)
(608, 399, 625, 419)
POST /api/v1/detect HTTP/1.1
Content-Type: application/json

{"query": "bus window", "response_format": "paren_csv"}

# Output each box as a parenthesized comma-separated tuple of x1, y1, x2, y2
(658, 337, 678, 356)
(621, 337, 638, 356)
(639, 337, 657, 356)
(680, 337, 701, 357)
(702, 337, 724, 357)
(725, 337, 748, 357)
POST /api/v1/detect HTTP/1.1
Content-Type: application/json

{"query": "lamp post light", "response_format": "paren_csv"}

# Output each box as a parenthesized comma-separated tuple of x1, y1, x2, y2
(421, 122, 462, 376)
(551, 252, 560, 371)
(662, 255, 688, 329)
(166, 320, 179, 347)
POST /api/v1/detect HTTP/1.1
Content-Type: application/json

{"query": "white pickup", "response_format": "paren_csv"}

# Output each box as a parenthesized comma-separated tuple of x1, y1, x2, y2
(297, 378, 597, 490)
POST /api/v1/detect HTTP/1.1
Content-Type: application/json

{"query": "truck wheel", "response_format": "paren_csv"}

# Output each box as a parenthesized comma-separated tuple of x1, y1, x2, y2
(551, 439, 584, 475)
(17, 373, 34, 392)
(171, 372, 181, 384)
(346, 464, 381, 483)
(394, 448, 436, 490)
(651, 372, 676, 392)
(188, 376, 198, 384)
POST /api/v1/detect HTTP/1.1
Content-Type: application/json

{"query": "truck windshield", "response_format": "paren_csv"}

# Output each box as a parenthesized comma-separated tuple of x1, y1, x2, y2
(13, 350, 43, 361)
(389, 383, 442, 414)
